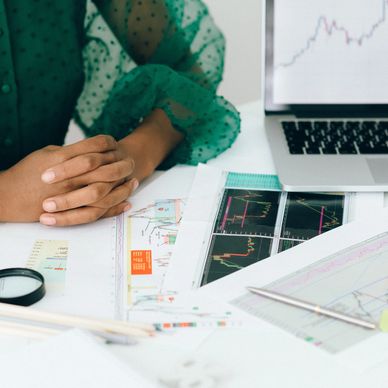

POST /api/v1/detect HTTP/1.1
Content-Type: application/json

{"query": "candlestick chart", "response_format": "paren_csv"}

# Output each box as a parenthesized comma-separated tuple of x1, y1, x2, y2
(201, 235, 272, 285)
(214, 189, 280, 236)
(201, 187, 347, 286)
(281, 192, 345, 240)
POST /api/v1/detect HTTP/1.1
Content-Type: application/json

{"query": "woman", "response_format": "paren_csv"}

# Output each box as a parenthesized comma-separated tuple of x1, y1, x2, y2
(0, 0, 240, 226)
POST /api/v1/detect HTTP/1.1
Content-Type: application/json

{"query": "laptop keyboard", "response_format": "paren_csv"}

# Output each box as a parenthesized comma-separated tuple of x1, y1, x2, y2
(282, 120, 388, 155)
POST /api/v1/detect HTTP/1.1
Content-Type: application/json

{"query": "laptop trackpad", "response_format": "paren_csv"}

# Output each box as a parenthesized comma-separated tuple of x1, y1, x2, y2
(367, 158, 388, 183)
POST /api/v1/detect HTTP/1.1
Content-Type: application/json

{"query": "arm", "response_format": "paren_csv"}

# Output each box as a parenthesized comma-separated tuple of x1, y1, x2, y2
(81, 0, 239, 169)
(94, 0, 225, 90)
(118, 109, 183, 181)
(35, 0, 238, 227)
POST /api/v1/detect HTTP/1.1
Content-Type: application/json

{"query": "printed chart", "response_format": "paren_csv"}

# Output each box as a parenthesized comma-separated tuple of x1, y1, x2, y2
(214, 190, 280, 236)
(26, 240, 68, 294)
(273, 0, 388, 103)
(281, 192, 345, 240)
(126, 199, 184, 308)
(128, 293, 239, 331)
(202, 236, 273, 285)
(231, 232, 388, 353)
(201, 187, 347, 285)
(124, 196, 241, 330)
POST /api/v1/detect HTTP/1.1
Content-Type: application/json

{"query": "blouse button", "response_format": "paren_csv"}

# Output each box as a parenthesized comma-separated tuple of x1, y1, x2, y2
(0, 29, 4, 37)
(3, 137, 13, 147)
(1, 83, 11, 94)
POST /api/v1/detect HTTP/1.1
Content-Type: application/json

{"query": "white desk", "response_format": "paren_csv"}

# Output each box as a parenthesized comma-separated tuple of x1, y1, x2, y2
(5, 101, 388, 387)
(106, 101, 387, 388)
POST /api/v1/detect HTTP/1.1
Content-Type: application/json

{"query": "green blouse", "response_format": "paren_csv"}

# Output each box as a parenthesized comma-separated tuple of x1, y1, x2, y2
(0, 0, 240, 171)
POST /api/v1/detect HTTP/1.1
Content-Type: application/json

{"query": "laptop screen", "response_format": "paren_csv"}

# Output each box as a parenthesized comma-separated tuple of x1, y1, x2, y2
(266, 0, 388, 113)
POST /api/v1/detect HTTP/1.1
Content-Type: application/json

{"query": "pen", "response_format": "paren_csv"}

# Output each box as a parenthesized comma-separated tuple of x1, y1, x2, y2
(246, 286, 377, 330)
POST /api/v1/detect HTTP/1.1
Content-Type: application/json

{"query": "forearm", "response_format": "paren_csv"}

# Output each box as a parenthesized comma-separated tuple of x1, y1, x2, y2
(118, 109, 184, 181)
(0, 171, 8, 221)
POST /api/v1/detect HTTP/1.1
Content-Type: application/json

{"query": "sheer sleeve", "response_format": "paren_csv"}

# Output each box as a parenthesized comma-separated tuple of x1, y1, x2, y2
(75, 0, 240, 167)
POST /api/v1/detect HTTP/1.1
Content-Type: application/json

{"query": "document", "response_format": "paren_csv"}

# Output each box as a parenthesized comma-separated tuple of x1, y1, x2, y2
(123, 166, 238, 329)
(165, 164, 384, 292)
(0, 329, 158, 388)
(198, 207, 388, 373)
(0, 217, 120, 319)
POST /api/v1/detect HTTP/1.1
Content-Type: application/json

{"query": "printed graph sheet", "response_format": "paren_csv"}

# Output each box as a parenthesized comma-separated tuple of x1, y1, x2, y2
(165, 165, 383, 293)
(121, 167, 240, 330)
(199, 209, 388, 372)
(203, 187, 348, 286)
(231, 232, 388, 353)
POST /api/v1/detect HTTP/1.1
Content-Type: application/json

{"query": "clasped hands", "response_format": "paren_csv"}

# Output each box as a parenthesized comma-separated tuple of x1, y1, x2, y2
(2, 135, 138, 226)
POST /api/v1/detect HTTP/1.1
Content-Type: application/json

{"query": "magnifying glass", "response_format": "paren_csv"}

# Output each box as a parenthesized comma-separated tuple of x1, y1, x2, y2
(0, 268, 46, 306)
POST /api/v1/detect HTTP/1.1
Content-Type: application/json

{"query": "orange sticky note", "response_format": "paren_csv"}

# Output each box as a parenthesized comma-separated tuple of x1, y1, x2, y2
(131, 250, 152, 275)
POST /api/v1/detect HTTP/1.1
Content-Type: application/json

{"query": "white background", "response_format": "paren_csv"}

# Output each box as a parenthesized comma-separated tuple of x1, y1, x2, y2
(204, 0, 262, 105)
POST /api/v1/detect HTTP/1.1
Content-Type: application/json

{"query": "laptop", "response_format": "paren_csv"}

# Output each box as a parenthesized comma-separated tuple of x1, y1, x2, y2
(264, 0, 388, 191)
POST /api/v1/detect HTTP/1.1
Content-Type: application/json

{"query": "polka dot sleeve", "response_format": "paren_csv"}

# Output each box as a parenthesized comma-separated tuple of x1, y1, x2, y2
(75, 0, 240, 166)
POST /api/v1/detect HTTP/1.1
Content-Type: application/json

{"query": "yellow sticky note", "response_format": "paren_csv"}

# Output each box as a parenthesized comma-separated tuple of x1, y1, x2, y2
(379, 310, 388, 332)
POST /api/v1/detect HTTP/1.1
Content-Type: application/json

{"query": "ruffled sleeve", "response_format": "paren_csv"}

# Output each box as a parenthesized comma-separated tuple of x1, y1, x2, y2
(75, 0, 240, 167)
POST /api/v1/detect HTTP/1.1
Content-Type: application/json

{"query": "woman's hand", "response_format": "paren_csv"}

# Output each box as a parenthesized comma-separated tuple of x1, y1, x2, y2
(0, 134, 138, 226)
(39, 109, 183, 226)
(39, 136, 138, 226)
(0, 110, 183, 227)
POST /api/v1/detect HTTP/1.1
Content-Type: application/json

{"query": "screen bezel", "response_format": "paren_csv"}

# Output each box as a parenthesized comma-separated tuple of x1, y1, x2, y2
(264, 0, 388, 117)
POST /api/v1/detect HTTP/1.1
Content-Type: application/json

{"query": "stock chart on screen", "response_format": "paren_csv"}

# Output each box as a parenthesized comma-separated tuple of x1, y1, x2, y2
(273, 0, 388, 103)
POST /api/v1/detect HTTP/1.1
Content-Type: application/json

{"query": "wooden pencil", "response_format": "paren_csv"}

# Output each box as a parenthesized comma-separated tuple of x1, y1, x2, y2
(0, 302, 154, 338)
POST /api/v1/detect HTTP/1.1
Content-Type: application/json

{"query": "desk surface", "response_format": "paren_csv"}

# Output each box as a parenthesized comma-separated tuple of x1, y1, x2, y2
(106, 101, 387, 388)
(7, 101, 388, 388)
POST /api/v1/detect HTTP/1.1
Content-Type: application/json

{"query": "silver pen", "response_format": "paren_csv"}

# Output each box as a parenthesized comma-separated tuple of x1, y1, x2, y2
(247, 286, 377, 330)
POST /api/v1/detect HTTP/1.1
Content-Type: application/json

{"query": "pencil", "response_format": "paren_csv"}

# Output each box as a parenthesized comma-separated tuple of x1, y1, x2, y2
(247, 286, 377, 330)
(0, 320, 60, 339)
(0, 302, 155, 339)
(0, 320, 136, 344)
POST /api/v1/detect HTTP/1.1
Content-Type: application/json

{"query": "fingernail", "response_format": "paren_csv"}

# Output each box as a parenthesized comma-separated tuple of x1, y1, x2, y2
(41, 170, 56, 183)
(40, 215, 56, 226)
(123, 203, 131, 212)
(43, 200, 57, 212)
(132, 179, 139, 191)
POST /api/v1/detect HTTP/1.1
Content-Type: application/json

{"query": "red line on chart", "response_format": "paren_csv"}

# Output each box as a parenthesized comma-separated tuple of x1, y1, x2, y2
(318, 206, 325, 235)
(241, 201, 249, 228)
(221, 196, 232, 231)
(277, 0, 388, 68)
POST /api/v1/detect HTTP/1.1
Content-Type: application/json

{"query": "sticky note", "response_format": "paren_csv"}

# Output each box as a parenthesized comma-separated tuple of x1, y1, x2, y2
(379, 310, 388, 332)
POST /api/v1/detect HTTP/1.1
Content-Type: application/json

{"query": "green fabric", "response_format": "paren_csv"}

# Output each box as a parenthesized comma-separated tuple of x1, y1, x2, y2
(0, 0, 240, 171)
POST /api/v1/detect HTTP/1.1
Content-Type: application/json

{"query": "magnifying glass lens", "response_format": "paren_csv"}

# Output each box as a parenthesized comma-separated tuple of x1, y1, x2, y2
(0, 276, 43, 298)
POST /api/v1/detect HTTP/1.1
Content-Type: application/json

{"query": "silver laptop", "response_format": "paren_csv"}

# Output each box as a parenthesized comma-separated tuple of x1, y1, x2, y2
(264, 0, 388, 191)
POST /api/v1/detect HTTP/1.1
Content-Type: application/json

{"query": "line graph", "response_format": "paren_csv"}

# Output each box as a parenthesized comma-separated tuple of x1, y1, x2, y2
(215, 189, 280, 236)
(273, 0, 388, 104)
(126, 199, 185, 305)
(201, 187, 347, 285)
(231, 232, 388, 353)
(276, 0, 388, 69)
(129, 199, 182, 247)
(281, 193, 344, 240)
(201, 235, 272, 285)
